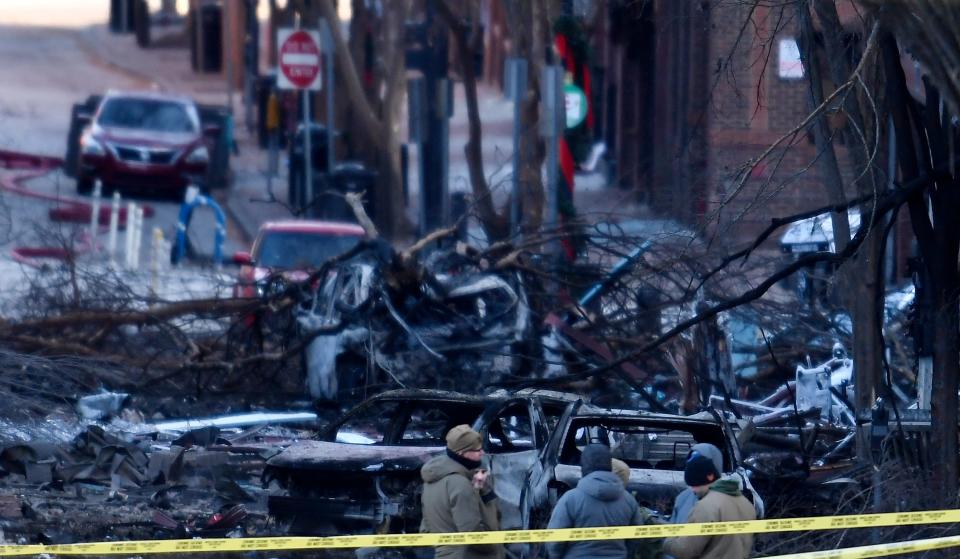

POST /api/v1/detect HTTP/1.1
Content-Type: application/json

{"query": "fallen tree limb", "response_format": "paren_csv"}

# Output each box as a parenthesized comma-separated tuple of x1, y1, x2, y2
(586, 170, 940, 381)
(3, 298, 261, 334)
(504, 171, 938, 392)
(345, 191, 379, 239)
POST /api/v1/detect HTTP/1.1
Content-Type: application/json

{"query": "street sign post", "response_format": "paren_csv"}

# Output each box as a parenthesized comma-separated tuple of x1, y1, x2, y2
(277, 27, 322, 215)
(277, 28, 322, 90)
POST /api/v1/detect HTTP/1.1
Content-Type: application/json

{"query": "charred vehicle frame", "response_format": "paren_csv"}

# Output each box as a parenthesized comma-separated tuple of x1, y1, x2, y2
(263, 389, 753, 553)
(262, 388, 578, 537)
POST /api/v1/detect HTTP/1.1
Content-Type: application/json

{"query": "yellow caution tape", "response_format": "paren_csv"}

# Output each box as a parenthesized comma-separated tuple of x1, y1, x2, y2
(0, 509, 957, 556)
(763, 534, 960, 559)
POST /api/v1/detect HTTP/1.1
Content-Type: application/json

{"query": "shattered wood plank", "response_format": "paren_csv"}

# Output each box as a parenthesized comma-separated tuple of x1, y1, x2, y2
(0, 495, 21, 519)
(183, 449, 230, 469)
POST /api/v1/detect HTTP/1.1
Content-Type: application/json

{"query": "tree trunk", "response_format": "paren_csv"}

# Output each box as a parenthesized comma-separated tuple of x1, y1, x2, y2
(309, 0, 408, 238)
(797, 3, 852, 251)
(377, 0, 413, 237)
(882, 31, 959, 504)
(808, 3, 887, 421)
(436, 1, 510, 240)
(932, 279, 960, 499)
(502, 0, 547, 234)
(798, 2, 887, 434)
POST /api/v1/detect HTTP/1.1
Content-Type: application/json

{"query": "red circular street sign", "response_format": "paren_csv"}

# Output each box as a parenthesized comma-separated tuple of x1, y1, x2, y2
(279, 30, 321, 89)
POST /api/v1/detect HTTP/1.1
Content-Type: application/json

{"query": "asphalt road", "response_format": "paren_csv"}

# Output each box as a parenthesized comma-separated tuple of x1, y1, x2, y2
(0, 24, 235, 266)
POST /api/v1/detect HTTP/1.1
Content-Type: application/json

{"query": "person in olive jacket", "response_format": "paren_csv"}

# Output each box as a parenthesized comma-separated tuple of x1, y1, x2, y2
(662, 454, 756, 559)
(420, 424, 503, 559)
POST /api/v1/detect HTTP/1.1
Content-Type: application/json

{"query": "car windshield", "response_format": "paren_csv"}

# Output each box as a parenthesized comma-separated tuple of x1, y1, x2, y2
(255, 231, 361, 269)
(334, 399, 485, 445)
(336, 401, 402, 445)
(98, 97, 196, 133)
(560, 418, 729, 471)
(398, 401, 486, 446)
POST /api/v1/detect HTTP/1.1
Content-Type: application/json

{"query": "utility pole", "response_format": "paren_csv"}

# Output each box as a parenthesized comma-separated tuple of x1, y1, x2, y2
(505, 57, 528, 237)
(194, 0, 205, 72)
(409, 77, 428, 236)
(319, 18, 335, 173)
(295, 14, 313, 218)
(225, 1, 235, 111)
(541, 65, 564, 256)
(243, 0, 259, 133)
(420, 0, 451, 235)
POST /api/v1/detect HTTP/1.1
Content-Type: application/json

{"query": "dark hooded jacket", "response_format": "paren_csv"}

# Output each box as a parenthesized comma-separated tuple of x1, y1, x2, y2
(545, 470, 644, 559)
(662, 479, 756, 559)
(420, 453, 503, 559)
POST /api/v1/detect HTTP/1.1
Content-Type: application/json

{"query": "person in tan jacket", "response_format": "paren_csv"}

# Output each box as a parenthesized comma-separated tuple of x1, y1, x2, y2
(662, 454, 755, 559)
(420, 425, 503, 559)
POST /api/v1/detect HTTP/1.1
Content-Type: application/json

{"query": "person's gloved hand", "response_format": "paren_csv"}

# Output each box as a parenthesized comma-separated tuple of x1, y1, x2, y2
(472, 469, 489, 489)
(472, 469, 495, 496)
(639, 507, 665, 525)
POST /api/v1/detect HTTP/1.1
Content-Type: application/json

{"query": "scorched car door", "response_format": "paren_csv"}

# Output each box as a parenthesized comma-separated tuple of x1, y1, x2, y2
(519, 399, 581, 529)
(473, 399, 540, 530)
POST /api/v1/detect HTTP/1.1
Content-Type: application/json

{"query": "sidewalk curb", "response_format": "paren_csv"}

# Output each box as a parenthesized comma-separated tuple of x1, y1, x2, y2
(219, 191, 259, 244)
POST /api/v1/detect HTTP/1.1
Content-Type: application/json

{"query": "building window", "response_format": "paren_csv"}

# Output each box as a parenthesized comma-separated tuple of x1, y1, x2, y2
(778, 38, 804, 79)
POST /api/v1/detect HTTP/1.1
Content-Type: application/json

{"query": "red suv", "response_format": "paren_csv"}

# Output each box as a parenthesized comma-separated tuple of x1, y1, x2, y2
(233, 220, 366, 298)
(77, 91, 213, 195)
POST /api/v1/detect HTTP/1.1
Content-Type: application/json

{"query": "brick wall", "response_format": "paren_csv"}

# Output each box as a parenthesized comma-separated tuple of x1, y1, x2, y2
(704, 3, 854, 250)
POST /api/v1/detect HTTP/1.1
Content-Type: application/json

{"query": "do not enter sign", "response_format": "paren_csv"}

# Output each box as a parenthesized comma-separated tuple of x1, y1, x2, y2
(277, 28, 322, 91)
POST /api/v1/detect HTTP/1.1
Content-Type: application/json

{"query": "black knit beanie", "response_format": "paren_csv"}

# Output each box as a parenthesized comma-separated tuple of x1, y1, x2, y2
(684, 454, 720, 487)
(580, 444, 612, 477)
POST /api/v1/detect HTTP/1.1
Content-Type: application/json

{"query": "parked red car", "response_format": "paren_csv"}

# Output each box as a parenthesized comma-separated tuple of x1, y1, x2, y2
(233, 220, 366, 298)
(77, 91, 214, 195)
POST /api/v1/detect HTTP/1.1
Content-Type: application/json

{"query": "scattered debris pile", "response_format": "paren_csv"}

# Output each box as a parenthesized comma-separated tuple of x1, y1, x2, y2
(0, 409, 318, 543)
(718, 346, 927, 507)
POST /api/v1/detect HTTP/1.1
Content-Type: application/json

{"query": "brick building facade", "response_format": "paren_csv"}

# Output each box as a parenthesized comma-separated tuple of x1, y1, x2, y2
(595, 1, 839, 246)
(480, 0, 910, 278)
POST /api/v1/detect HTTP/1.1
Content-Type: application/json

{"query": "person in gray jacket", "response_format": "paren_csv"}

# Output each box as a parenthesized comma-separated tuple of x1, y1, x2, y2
(546, 444, 644, 559)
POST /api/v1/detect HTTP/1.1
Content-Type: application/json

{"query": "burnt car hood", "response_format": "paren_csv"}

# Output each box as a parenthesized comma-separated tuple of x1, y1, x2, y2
(266, 440, 441, 473)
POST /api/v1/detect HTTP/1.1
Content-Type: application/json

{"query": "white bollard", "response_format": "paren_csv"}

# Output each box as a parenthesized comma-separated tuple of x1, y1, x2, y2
(107, 191, 121, 266)
(124, 202, 137, 270)
(89, 180, 102, 253)
(150, 227, 164, 295)
(163, 238, 172, 271)
(131, 206, 144, 271)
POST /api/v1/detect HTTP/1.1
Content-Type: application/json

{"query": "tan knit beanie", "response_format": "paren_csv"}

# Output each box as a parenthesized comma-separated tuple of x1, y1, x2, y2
(446, 424, 482, 454)
(612, 458, 630, 486)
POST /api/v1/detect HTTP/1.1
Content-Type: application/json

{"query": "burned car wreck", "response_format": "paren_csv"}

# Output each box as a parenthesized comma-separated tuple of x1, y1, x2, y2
(296, 246, 537, 401)
(522, 403, 749, 528)
(263, 389, 752, 543)
(262, 388, 577, 535)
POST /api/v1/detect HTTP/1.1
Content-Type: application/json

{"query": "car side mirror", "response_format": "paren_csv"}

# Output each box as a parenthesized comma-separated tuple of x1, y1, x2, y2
(233, 251, 252, 265)
(77, 112, 92, 126)
(204, 124, 221, 137)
